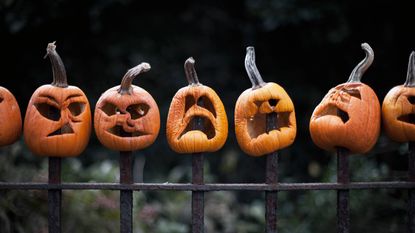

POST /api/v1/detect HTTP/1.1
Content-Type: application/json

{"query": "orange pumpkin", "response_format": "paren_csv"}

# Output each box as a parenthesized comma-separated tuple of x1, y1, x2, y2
(0, 86, 22, 146)
(166, 57, 228, 153)
(382, 51, 415, 142)
(24, 42, 91, 157)
(94, 63, 160, 151)
(309, 43, 380, 153)
(234, 47, 296, 157)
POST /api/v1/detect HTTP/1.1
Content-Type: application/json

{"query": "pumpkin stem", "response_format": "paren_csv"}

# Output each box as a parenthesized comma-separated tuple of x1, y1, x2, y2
(44, 41, 68, 88)
(404, 51, 415, 87)
(184, 57, 200, 85)
(119, 62, 151, 95)
(245, 46, 266, 89)
(347, 43, 374, 83)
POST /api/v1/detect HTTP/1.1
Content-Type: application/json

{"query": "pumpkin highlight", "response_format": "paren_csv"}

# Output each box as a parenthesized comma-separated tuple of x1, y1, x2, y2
(0, 86, 22, 146)
(24, 42, 91, 157)
(309, 43, 380, 153)
(382, 51, 415, 142)
(235, 47, 296, 156)
(94, 62, 160, 151)
(166, 57, 228, 153)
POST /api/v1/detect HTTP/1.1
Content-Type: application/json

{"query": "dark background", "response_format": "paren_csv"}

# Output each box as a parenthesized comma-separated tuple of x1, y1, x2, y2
(1, 0, 415, 232)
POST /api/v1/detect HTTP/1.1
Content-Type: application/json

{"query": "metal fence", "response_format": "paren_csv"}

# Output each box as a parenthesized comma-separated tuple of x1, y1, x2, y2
(0, 145, 414, 233)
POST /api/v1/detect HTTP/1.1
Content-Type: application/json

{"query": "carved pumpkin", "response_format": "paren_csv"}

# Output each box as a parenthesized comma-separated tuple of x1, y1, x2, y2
(0, 86, 22, 146)
(94, 63, 160, 151)
(234, 47, 296, 157)
(166, 57, 228, 153)
(382, 51, 415, 142)
(309, 43, 380, 153)
(24, 42, 91, 157)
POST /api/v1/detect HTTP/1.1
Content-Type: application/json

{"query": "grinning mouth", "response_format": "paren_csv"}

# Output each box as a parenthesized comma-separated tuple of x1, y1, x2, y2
(247, 111, 291, 139)
(179, 115, 216, 139)
(48, 123, 74, 136)
(107, 125, 146, 137)
(317, 104, 349, 123)
(398, 114, 415, 124)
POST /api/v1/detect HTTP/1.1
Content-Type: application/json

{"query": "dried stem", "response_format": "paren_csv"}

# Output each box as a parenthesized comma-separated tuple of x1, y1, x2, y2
(44, 42, 68, 88)
(347, 43, 374, 83)
(245, 46, 266, 89)
(184, 57, 200, 85)
(404, 52, 415, 87)
(119, 63, 151, 95)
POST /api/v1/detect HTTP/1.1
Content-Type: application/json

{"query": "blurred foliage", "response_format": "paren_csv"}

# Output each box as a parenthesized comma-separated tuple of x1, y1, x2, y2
(1, 0, 415, 232)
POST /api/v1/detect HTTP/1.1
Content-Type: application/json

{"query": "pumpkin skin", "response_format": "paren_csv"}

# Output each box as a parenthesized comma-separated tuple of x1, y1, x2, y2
(382, 51, 415, 142)
(166, 57, 228, 153)
(0, 87, 22, 146)
(94, 63, 160, 151)
(310, 43, 380, 153)
(24, 42, 91, 157)
(235, 47, 296, 157)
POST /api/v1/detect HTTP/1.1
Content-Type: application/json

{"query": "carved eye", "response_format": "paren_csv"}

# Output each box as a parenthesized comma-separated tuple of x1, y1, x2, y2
(407, 96, 415, 104)
(127, 104, 149, 119)
(35, 103, 61, 121)
(184, 95, 196, 112)
(101, 102, 118, 116)
(68, 102, 85, 116)
(0, 96, 3, 103)
(198, 95, 216, 117)
(344, 89, 361, 99)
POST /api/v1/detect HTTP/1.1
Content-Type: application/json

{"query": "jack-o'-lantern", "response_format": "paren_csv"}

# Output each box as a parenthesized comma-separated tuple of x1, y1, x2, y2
(234, 46, 296, 157)
(94, 62, 160, 151)
(24, 42, 91, 157)
(309, 43, 380, 153)
(166, 57, 228, 153)
(0, 86, 22, 146)
(382, 51, 415, 142)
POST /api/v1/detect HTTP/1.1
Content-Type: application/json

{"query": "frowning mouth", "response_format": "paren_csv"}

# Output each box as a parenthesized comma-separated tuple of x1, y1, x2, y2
(107, 125, 146, 137)
(48, 123, 74, 136)
(317, 104, 349, 123)
(247, 111, 291, 139)
(179, 115, 215, 139)
(398, 114, 415, 124)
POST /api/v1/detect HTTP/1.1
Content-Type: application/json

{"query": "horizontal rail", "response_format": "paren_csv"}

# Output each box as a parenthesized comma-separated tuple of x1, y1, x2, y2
(0, 181, 414, 191)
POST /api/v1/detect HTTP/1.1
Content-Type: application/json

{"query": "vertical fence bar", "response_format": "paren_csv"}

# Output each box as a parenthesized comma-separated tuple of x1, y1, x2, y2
(48, 157, 62, 233)
(265, 112, 278, 233)
(337, 147, 350, 233)
(408, 142, 415, 233)
(192, 153, 204, 233)
(120, 151, 133, 233)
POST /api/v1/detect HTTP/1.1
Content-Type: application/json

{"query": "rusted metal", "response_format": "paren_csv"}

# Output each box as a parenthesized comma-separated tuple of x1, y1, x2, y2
(192, 153, 204, 233)
(120, 151, 133, 233)
(1, 181, 414, 191)
(48, 157, 61, 233)
(337, 148, 350, 233)
(266, 112, 278, 233)
(409, 142, 415, 233)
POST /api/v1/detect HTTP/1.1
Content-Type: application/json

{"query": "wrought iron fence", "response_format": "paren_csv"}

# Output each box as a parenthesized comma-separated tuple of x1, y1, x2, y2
(0, 145, 415, 233)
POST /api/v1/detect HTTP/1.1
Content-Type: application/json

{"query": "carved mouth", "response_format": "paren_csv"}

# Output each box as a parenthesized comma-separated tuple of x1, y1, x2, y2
(48, 123, 74, 136)
(107, 125, 146, 137)
(179, 115, 215, 139)
(398, 114, 415, 124)
(318, 104, 349, 123)
(247, 111, 291, 139)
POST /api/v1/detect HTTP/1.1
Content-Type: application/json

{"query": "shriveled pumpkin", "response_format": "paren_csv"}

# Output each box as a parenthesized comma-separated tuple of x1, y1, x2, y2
(0, 86, 22, 146)
(94, 62, 160, 151)
(166, 57, 228, 153)
(234, 46, 296, 157)
(309, 43, 380, 153)
(24, 42, 91, 157)
(382, 51, 415, 142)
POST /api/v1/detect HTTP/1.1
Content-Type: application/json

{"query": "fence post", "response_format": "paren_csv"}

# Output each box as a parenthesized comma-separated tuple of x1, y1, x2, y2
(48, 157, 62, 233)
(408, 142, 415, 233)
(120, 151, 133, 233)
(337, 147, 350, 233)
(265, 112, 278, 233)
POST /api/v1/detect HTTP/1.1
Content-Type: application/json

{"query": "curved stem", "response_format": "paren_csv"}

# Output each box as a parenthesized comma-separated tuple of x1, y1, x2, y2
(404, 52, 415, 87)
(44, 42, 68, 88)
(347, 43, 374, 83)
(119, 63, 151, 95)
(184, 57, 200, 85)
(245, 46, 266, 89)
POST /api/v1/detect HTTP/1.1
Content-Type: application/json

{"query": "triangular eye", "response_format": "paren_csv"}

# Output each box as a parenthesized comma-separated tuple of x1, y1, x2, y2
(68, 102, 86, 116)
(127, 104, 149, 119)
(35, 103, 61, 121)
(101, 102, 118, 116)
(198, 95, 216, 118)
